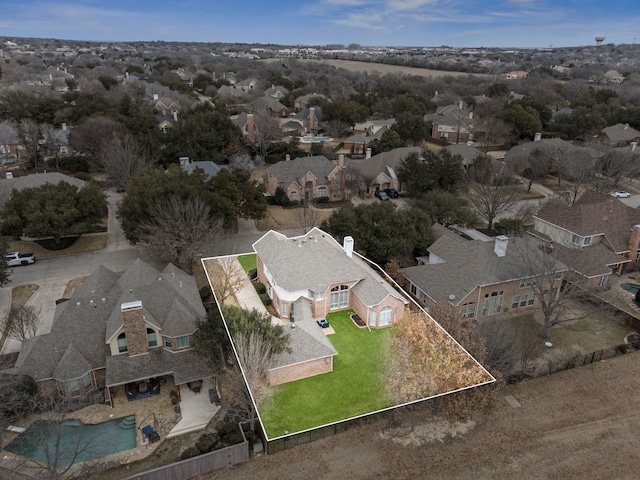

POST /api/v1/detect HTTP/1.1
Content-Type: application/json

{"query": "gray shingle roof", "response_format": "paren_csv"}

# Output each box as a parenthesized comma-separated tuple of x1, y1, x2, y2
(346, 146, 421, 179)
(401, 234, 563, 304)
(253, 228, 407, 308)
(16, 259, 208, 385)
(266, 156, 336, 190)
(602, 123, 640, 143)
(270, 319, 337, 369)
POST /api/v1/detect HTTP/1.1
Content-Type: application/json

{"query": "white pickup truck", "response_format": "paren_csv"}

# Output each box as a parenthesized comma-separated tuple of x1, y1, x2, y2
(6, 252, 36, 266)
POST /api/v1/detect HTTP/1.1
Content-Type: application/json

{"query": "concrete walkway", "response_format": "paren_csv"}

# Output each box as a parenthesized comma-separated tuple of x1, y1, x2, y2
(104, 190, 130, 252)
(229, 256, 283, 325)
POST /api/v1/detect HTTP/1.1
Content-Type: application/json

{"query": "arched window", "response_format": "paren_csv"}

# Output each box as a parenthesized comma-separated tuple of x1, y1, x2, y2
(330, 285, 349, 310)
(317, 186, 328, 198)
(147, 328, 157, 348)
(117, 332, 128, 353)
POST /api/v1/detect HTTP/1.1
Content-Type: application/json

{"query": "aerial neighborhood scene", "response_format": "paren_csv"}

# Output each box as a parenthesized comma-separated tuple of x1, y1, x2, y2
(2, 0, 640, 478)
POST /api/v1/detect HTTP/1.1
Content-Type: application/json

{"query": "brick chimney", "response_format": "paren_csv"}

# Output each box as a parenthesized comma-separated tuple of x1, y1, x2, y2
(626, 225, 640, 266)
(121, 301, 149, 356)
(309, 107, 317, 132)
(338, 154, 344, 167)
(246, 113, 255, 142)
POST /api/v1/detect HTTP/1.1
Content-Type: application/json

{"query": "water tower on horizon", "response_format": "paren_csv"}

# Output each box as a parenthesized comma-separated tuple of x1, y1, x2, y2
(595, 36, 606, 45)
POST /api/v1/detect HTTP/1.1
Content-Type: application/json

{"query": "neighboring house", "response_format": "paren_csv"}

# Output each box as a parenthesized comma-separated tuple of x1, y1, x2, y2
(501, 70, 529, 80)
(342, 133, 376, 156)
(263, 84, 289, 99)
(14, 259, 213, 405)
(600, 123, 640, 145)
(263, 155, 343, 202)
(400, 225, 564, 318)
(157, 114, 177, 134)
(294, 93, 327, 111)
(590, 70, 625, 84)
(179, 157, 224, 181)
(444, 143, 487, 170)
(151, 95, 180, 116)
(428, 101, 474, 144)
(0, 172, 85, 212)
(532, 190, 640, 282)
(53, 123, 72, 155)
(233, 112, 256, 142)
(354, 119, 396, 136)
(237, 78, 260, 93)
(346, 146, 421, 193)
(248, 97, 290, 117)
(291, 107, 322, 134)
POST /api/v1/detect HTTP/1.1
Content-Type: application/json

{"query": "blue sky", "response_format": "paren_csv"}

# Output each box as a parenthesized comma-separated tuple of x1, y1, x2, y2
(0, 0, 637, 48)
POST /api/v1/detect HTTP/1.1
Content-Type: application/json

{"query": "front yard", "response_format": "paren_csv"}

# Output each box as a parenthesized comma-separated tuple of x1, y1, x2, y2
(258, 310, 392, 438)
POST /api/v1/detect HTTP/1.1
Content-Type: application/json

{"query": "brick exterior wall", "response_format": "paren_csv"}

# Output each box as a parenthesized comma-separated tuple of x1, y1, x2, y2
(122, 305, 149, 356)
(268, 357, 333, 385)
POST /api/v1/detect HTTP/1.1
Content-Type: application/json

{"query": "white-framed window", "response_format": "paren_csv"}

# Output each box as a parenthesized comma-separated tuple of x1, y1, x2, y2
(317, 186, 328, 197)
(291, 190, 298, 201)
(330, 285, 349, 310)
(379, 306, 393, 326)
(462, 303, 476, 318)
(147, 328, 157, 348)
(82, 372, 92, 390)
(316, 291, 325, 300)
(520, 277, 533, 288)
(410, 284, 417, 296)
(572, 234, 581, 246)
(309, 290, 315, 299)
(117, 332, 128, 353)
(511, 293, 535, 309)
(583, 236, 592, 246)
(164, 336, 172, 348)
(482, 291, 503, 316)
(176, 336, 189, 349)
(281, 301, 289, 317)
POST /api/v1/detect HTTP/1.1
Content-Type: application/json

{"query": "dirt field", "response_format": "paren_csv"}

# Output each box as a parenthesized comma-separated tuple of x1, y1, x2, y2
(204, 351, 640, 480)
(261, 58, 485, 79)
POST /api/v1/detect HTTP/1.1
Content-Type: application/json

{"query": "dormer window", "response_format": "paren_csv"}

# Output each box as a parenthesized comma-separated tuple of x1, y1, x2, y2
(147, 328, 157, 348)
(117, 332, 128, 353)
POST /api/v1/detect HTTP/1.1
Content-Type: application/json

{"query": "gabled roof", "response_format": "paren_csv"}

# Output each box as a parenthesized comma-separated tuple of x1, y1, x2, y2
(253, 228, 407, 308)
(181, 161, 223, 181)
(534, 190, 640, 253)
(266, 155, 337, 190)
(15, 259, 207, 384)
(270, 319, 337, 369)
(444, 144, 486, 165)
(346, 146, 421, 179)
(602, 123, 640, 143)
(249, 96, 288, 113)
(401, 234, 563, 304)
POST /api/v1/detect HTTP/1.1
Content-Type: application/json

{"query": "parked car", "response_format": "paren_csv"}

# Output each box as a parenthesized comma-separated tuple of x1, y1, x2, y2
(6, 252, 35, 266)
(374, 190, 390, 201)
(611, 190, 631, 198)
(384, 188, 399, 198)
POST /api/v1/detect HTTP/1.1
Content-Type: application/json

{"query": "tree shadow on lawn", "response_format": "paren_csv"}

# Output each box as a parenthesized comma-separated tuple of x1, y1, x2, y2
(258, 310, 393, 438)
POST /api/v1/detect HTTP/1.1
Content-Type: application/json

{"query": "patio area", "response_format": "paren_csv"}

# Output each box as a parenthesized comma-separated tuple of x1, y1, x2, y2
(0, 375, 221, 475)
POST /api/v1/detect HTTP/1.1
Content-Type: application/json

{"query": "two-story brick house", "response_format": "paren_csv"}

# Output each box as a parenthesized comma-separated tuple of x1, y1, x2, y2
(263, 155, 344, 203)
(400, 225, 565, 319)
(532, 190, 639, 284)
(14, 259, 213, 406)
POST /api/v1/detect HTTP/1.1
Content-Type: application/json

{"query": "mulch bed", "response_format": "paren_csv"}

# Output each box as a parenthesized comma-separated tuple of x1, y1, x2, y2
(351, 313, 366, 328)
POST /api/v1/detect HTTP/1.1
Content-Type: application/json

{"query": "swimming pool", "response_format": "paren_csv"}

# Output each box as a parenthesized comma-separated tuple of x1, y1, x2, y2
(300, 135, 333, 143)
(5, 415, 136, 466)
(621, 283, 640, 295)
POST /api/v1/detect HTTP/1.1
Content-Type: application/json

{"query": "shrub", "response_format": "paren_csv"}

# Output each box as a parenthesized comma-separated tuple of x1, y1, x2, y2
(195, 432, 219, 453)
(259, 293, 272, 305)
(248, 268, 257, 280)
(199, 285, 212, 301)
(178, 446, 200, 461)
(314, 197, 330, 204)
(74, 172, 92, 181)
(59, 155, 91, 173)
(254, 282, 266, 295)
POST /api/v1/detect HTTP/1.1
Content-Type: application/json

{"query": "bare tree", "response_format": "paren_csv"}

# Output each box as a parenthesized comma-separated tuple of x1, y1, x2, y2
(296, 201, 321, 235)
(341, 165, 366, 201)
(472, 116, 513, 152)
(17, 119, 42, 169)
(465, 172, 521, 231)
(207, 256, 247, 307)
(0, 305, 40, 342)
(252, 108, 283, 160)
(68, 116, 124, 160)
(97, 134, 155, 189)
(137, 197, 223, 274)
(558, 150, 597, 204)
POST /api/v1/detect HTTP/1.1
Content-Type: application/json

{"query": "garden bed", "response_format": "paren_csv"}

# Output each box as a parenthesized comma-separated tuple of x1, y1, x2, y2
(351, 313, 366, 328)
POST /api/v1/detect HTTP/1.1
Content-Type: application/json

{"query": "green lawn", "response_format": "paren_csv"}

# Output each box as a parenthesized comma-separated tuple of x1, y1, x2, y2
(258, 310, 393, 438)
(237, 253, 256, 272)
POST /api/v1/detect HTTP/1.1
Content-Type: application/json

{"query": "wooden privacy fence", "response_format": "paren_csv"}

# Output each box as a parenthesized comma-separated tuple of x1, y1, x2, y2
(126, 439, 249, 480)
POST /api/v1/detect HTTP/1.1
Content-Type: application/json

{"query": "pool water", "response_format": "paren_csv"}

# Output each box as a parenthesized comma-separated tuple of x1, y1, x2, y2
(621, 283, 640, 295)
(5, 415, 136, 466)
